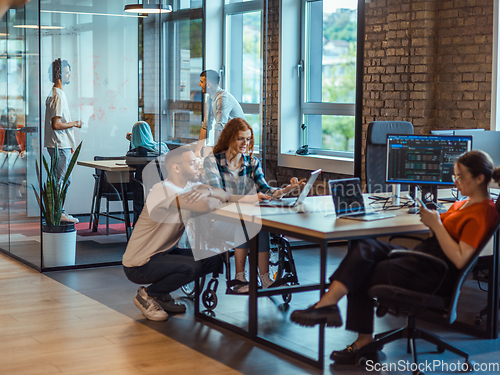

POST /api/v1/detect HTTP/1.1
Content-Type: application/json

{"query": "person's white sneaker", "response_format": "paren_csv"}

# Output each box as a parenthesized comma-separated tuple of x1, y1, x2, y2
(260, 272, 276, 289)
(133, 286, 169, 321)
(61, 213, 79, 223)
(232, 272, 249, 293)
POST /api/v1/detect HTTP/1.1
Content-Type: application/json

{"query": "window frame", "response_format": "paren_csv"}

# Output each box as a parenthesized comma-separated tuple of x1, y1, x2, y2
(300, 0, 357, 158)
(278, 0, 363, 175)
(223, 0, 263, 152)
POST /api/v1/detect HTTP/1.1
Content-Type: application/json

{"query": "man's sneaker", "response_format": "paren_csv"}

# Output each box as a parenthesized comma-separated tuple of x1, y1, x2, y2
(61, 213, 79, 223)
(156, 293, 187, 314)
(133, 287, 169, 321)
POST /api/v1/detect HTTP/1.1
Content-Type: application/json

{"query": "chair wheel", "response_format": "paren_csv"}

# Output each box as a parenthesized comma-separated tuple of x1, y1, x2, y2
(473, 316, 483, 326)
(202, 289, 218, 310)
(356, 356, 367, 367)
(181, 275, 206, 298)
(462, 360, 475, 372)
(437, 346, 445, 353)
(282, 293, 292, 304)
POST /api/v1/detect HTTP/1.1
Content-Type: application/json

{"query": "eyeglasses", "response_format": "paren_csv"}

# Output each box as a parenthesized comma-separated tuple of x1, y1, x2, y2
(451, 174, 467, 183)
(237, 137, 252, 143)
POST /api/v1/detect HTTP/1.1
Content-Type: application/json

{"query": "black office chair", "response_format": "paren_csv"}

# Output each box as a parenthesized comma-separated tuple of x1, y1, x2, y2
(366, 121, 413, 193)
(125, 146, 164, 225)
(356, 198, 500, 374)
(89, 156, 134, 235)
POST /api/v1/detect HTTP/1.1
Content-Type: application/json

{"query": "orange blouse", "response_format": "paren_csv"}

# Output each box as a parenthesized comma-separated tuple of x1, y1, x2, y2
(440, 198, 499, 249)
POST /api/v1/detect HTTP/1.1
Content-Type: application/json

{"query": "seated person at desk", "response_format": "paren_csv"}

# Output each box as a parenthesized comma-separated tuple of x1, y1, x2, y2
(126, 121, 169, 225)
(122, 147, 224, 321)
(126, 120, 168, 156)
(290, 150, 500, 363)
(203, 117, 305, 293)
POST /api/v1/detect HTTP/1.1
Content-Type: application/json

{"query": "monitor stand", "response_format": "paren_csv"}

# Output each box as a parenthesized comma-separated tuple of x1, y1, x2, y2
(420, 185, 446, 213)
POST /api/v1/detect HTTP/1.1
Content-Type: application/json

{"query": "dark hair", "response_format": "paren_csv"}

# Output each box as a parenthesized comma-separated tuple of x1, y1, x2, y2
(200, 69, 220, 85)
(213, 118, 254, 160)
(162, 146, 193, 171)
(456, 150, 500, 186)
(48, 58, 71, 83)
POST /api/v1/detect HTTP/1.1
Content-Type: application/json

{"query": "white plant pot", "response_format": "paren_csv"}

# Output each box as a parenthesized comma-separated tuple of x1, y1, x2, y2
(42, 223, 77, 267)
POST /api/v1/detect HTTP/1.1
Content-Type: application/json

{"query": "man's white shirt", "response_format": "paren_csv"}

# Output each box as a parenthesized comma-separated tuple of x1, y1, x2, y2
(44, 87, 77, 149)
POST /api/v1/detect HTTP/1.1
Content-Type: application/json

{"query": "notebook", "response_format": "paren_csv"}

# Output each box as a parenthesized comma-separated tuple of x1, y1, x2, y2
(329, 178, 396, 221)
(259, 169, 321, 207)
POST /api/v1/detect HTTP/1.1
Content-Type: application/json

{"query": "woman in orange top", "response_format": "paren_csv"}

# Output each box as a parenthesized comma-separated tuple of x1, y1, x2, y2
(290, 150, 500, 364)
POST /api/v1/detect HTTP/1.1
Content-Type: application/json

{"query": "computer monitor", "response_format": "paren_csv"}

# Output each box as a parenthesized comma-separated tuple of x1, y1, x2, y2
(386, 134, 472, 204)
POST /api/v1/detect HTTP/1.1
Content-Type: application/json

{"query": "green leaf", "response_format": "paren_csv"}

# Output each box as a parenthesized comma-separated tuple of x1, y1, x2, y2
(33, 142, 82, 226)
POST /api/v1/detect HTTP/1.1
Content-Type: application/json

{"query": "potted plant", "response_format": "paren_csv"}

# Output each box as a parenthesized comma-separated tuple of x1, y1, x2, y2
(33, 142, 82, 267)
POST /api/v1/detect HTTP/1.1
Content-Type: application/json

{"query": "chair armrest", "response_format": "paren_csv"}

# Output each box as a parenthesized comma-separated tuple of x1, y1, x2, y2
(389, 250, 449, 271)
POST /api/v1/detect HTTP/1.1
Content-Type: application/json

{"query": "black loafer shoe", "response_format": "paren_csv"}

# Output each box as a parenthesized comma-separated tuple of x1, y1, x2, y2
(330, 343, 379, 365)
(290, 303, 342, 327)
(156, 294, 187, 314)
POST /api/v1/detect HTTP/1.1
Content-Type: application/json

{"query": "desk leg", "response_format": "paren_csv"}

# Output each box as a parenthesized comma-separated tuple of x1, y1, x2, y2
(249, 235, 258, 337)
(318, 239, 328, 368)
(92, 174, 104, 232)
(119, 181, 131, 241)
(486, 234, 499, 339)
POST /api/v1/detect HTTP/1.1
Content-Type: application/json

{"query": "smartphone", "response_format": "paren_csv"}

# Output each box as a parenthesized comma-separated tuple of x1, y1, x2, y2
(416, 197, 426, 208)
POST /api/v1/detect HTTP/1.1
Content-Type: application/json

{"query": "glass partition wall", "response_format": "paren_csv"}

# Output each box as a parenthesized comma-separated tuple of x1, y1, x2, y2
(0, 0, 267, 271)
(0, 1, 141, 270)
(1, 2, 41, 268)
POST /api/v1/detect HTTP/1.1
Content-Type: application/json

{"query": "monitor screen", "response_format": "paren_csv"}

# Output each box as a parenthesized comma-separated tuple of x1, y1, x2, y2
(386, 134, 472, 186)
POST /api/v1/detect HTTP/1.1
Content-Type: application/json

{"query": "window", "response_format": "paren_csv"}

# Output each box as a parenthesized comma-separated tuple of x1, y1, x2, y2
(160, 3, 203, 143)
(301, 0, 357, 157)
(224, 1, 262, 150)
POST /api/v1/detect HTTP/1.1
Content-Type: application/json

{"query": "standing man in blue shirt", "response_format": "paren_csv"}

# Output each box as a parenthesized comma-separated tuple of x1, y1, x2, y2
(195, 69, 245, 157)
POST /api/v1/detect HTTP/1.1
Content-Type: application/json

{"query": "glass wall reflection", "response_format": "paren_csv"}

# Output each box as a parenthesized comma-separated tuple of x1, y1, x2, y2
(0, 2, 41, 268)
(1, 0, 262, 271)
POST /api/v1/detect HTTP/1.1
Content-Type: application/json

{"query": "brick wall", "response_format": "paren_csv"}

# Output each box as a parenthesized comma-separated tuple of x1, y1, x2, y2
(363, 0, 493, 134)
(263, 0, 494, 192)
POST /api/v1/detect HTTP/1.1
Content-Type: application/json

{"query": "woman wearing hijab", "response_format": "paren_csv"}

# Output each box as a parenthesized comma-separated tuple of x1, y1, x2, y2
(126, 121, 169, 225)
(127, 121, 168, 155)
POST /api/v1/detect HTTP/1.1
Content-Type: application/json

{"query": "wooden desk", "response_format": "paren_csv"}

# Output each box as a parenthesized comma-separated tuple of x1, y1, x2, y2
(194, 195, 430, 368)
(77, 160, 135, 239)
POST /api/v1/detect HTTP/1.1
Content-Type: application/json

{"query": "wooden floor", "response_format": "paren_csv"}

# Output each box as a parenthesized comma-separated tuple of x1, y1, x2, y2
(0, 253, 241, 375)
(3, 245, 500, 375)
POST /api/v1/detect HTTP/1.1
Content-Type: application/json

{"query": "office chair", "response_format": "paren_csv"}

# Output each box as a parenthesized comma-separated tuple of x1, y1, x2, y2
(89, 156, 134, 235)
(356, 197, 500, 374)
(366, 121, 413, 193)
(125, 146, 164, 225)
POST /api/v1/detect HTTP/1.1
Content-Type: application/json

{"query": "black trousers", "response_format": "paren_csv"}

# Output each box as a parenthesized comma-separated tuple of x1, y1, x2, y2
(330, 239, 454, 334)
(124, 248, 223, 297)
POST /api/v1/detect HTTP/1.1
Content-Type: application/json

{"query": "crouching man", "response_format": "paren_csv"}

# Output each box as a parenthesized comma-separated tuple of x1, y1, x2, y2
(122, 146, 228, 321)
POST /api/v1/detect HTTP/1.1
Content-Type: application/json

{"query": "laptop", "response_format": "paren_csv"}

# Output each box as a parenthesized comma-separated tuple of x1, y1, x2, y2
(259, 169, 321, 207)
(329, 178, 396, 221)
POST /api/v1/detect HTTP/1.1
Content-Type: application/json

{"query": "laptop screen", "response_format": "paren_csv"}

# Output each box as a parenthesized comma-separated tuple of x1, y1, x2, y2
(294, 169, 321, 205)
(329, 178, 366, 215)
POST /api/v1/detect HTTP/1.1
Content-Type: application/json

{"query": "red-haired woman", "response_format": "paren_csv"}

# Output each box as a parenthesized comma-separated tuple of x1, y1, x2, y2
(203, 118, 305, 293)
